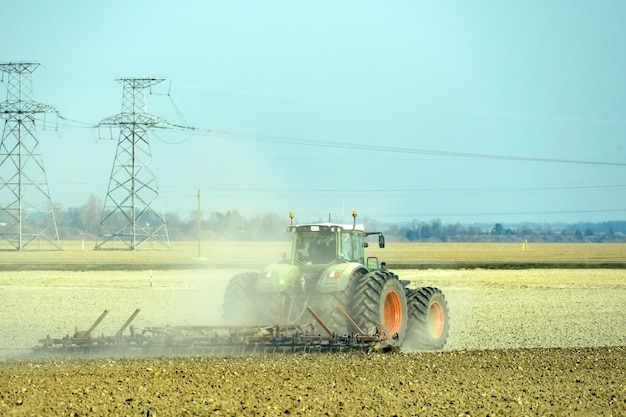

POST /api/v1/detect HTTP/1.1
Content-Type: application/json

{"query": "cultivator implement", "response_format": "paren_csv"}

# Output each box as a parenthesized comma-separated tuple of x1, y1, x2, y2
(33, 307, 397, 357)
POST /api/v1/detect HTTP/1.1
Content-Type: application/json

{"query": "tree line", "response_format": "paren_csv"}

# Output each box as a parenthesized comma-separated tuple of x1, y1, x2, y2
(389, 219, 626, 243)
(56, 195, 626, 243)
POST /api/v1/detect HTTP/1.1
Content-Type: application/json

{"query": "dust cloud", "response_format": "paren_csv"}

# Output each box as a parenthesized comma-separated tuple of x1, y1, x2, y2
(0, 268, 238, 360)
(1, 268, 625, 360)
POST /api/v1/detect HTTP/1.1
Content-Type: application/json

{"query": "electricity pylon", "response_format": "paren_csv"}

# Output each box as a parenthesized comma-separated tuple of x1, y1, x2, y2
(0, 62, 61, 250)
(95, 78, 170, 250)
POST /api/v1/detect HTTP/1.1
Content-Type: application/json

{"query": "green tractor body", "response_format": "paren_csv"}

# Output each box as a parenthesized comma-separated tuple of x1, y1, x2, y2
(256, 223, 373, 294)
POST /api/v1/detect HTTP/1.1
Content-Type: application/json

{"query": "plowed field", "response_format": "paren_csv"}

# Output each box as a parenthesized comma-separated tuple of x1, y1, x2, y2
(1, 266, 625, 415)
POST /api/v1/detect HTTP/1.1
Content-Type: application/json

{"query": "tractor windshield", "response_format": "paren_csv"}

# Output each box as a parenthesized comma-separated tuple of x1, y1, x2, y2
(294, 228, 337, 264)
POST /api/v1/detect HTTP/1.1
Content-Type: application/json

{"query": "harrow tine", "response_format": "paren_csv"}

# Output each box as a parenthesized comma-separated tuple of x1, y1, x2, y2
(75, 309, 109, 342)
(116, 308, 141, 337)
(337, 306, 365, 335)
(306, 306, 333, 336)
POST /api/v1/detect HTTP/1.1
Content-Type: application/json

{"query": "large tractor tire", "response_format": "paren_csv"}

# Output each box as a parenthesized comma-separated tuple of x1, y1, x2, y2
(222, 272, 279, 326)
(309, 270, 365, 335)
(405, 287, 449, 350)
(223, 272, 311, 326)
(351, 271, 408, 344)
(277, 292, 313, 326)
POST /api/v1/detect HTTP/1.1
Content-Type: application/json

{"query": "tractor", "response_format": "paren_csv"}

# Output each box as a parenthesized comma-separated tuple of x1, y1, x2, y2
(223, 211, 449, 350)
(33, 211, 450, 355)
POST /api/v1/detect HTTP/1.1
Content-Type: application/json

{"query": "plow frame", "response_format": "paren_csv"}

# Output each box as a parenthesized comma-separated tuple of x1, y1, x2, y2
(34, 306, 397, 356)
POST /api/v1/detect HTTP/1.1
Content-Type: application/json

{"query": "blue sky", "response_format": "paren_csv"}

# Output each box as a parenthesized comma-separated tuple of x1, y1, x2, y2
(1, 1, 625, 225)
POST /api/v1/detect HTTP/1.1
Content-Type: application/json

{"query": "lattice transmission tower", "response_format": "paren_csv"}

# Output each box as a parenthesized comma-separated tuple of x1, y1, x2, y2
(0, 62, 61, 250)
(95, 78, 170, 250)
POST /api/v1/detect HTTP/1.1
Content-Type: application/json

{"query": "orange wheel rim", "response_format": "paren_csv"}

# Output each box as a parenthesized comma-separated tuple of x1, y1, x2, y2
(383, 290, 403, 334)
(428, 301, 445, 339)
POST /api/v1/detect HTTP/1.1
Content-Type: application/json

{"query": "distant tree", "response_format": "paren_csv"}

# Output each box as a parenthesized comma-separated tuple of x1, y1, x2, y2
(361, 217, 379, 232)
(444, 222, 465, 237)
(208, 210, 246, 240)
(251, 213, 290, 240)
(409, 220, 425, 240)
(385, 224, 401, 240)
(517, 225, 534, 237)
(491, 223, 504, 235)
(466, 225, 482, 236)
(62, 207, 81, 228)
(540, 223, 554, 236)
(164, 212, 187, 240)
(79, 194, 102, 234)
(405, 227, 421, 241)
(607, 221, 626, 233)
(412, 220, 424, 240)
(430, 218, 442, 238)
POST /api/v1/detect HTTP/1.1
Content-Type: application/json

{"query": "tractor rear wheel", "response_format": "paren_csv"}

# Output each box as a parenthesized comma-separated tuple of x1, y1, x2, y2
(222, 272, 268, 326)
(309, 270, 365, 335)
(351, 271, 408, 343)
(223, 272, 309, 326)
(405, 287, 449, 350)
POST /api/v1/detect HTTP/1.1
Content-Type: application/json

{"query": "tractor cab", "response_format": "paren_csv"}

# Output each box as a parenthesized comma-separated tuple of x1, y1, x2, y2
(288, 211, 384, 267)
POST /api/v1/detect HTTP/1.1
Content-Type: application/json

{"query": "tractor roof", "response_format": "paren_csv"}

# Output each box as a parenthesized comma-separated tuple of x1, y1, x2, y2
(292, 223, 365, 232)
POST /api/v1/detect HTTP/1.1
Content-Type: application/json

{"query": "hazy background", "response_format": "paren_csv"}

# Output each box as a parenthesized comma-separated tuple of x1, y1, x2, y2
(1, 1, 625, 225)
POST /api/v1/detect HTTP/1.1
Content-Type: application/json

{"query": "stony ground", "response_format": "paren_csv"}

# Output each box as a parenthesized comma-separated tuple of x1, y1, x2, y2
(1, 347, 624, 416)
(0, 268, 625, 415)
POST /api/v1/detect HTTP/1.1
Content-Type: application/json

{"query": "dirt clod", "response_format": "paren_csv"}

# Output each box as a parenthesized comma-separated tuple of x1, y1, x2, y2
(1, 348, 624, 415)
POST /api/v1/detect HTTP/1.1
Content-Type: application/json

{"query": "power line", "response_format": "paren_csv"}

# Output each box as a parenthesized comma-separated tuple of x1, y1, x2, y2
(36, 83, 617, 168)
(24, 64, 626, 167)
(159, 183, 626, 194)
(158, 126, 626, 167)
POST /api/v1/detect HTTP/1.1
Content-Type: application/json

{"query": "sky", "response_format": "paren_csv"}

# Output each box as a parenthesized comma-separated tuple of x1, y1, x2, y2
(1, 0, 625, 226)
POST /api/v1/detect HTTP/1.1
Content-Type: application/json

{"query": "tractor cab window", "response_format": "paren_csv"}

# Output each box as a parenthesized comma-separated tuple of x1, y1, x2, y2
(295, 229, 337, 264)
(340, 231, 365, 263)
(353, 233, 365, 264)
(341, 232, 353, 261)
(310, 231, 336, 263)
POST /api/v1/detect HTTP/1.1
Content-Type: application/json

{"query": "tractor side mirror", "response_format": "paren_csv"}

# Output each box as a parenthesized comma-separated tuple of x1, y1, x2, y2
(378, 235, 385, 248)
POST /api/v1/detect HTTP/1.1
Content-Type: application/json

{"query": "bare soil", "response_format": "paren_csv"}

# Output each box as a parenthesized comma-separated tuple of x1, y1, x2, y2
(1, 268, 625, 415)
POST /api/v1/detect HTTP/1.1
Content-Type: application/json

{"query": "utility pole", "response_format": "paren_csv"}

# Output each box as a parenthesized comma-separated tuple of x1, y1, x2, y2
(94, 78, 170, 250)
(0, 62, 61, 250)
